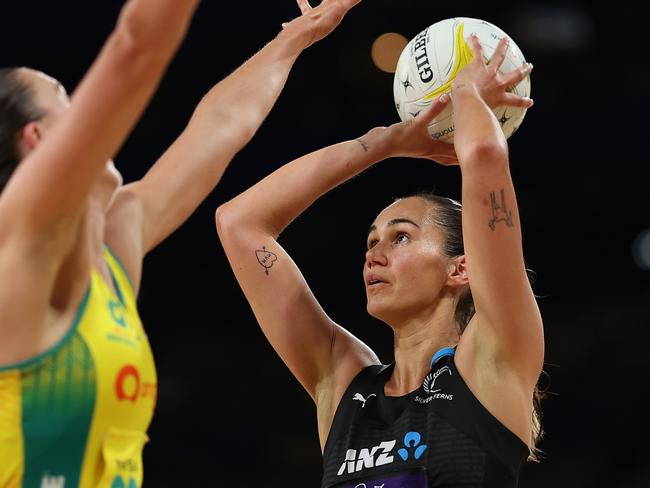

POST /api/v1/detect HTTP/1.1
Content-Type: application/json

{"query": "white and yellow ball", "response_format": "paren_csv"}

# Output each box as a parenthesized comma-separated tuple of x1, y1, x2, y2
(393, 17, 530, 142)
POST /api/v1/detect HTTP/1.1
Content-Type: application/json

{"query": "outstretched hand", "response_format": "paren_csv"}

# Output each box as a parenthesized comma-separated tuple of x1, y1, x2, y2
(386, 95, 459, 166)
(453, 35, 534, 110)
(282, 0, 362, 49)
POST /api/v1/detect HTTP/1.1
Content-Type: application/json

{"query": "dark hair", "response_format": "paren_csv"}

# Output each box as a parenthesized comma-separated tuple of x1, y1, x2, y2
(0, 67, 44, 193)
(401, 191, 545, 462)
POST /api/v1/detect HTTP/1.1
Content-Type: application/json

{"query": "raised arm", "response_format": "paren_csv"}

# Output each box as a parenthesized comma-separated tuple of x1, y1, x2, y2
(0, 0, 199, 242)
(452, 35, 543, 382)
(215, 97, 455, 436)
(107, 0, 363, 286)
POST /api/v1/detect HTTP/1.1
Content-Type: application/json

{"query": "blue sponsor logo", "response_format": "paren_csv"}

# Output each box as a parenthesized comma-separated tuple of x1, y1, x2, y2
(397, 432, 427, 461)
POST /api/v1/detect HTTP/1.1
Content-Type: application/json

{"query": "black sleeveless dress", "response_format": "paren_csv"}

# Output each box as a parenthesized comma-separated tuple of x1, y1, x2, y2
(321, 348, 529, 487)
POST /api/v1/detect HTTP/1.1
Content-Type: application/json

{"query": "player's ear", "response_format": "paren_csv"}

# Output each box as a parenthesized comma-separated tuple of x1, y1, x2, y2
(19, 121, 43, 155)
(446, 255, 468, 288)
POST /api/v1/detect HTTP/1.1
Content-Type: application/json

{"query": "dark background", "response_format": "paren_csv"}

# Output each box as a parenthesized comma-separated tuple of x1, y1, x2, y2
(2, 1, 649, 486)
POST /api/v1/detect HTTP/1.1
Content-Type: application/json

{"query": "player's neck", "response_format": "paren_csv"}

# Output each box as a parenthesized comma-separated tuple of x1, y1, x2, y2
(386, 305, 458, 396)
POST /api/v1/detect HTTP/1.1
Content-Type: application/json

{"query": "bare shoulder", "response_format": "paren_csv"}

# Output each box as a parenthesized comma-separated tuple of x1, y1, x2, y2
(316, 325, 380, 449)
(104, 185, 146, 294)
(331, 325, 381, 392)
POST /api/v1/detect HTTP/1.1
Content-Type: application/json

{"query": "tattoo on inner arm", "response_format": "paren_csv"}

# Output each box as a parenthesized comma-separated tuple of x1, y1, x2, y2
(356, 138, 369, 152)
(488, 189, 514, 230)
(255, 246, 278, 275)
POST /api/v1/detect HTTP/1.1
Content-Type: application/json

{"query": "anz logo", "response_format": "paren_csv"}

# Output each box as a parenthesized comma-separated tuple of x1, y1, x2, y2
(337, 440, 396, 476)
(337, 432, 428, 476)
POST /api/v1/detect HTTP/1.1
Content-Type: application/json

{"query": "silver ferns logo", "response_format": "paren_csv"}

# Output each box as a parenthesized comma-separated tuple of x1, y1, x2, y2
(416, 365, 453, 403)
(422, 365, 450, 394)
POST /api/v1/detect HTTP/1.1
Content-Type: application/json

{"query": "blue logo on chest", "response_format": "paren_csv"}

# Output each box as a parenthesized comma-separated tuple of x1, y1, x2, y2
(397, 432, 428, 461)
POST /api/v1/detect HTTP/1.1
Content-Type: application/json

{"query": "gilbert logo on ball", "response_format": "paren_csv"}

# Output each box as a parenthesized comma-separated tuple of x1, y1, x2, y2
(393, 18, 531, 142)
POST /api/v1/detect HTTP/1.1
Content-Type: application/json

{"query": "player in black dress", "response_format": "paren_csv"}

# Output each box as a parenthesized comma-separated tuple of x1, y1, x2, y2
(216, 34, 542, 487)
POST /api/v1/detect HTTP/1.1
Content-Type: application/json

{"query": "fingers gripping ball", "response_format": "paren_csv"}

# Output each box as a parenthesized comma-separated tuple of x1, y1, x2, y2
(393, 17, 531, 142)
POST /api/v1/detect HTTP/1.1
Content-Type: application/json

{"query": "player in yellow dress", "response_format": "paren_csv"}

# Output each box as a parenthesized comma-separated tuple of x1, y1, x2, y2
(0, 0, 363, 486)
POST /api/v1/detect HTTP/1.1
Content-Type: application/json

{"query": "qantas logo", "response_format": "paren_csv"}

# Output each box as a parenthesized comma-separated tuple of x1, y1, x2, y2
(115, 364, 157, 406)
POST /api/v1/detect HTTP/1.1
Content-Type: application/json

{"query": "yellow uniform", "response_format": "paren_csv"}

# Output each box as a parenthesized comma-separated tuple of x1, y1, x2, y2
(0, 247, 157, 488)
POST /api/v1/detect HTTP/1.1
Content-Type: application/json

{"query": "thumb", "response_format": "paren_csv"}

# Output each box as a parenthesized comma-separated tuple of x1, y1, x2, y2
(296, 0, 312, 14)
(417, 93, 450, 126)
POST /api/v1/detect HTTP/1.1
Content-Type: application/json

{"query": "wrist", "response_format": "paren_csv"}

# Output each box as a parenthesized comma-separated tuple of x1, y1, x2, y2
(276, 20, 314, 54)
(359, 126, 395, 158)
(450, 81, 480, 101)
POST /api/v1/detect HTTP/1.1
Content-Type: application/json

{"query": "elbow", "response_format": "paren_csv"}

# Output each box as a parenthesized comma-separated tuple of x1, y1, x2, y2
(215, 201, 279, 243)
(215, 201, 254, 242)
(458, 140, 509, 173)
(215, 202, 238, 238)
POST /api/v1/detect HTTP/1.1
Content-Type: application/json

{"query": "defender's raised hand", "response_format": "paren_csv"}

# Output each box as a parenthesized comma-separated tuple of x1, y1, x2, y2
(283, 0, 362, 49)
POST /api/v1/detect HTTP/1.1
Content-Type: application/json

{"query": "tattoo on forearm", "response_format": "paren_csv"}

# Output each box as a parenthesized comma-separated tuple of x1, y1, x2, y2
(357, 138, 369, 152)
(255, 246, 278, 275)
(488, 189, 514, 230)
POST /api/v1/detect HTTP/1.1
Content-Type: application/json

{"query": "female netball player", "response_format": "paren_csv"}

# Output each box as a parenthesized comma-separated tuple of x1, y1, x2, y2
(0, 0, 362, 486)
(217, 34, 543, 487)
